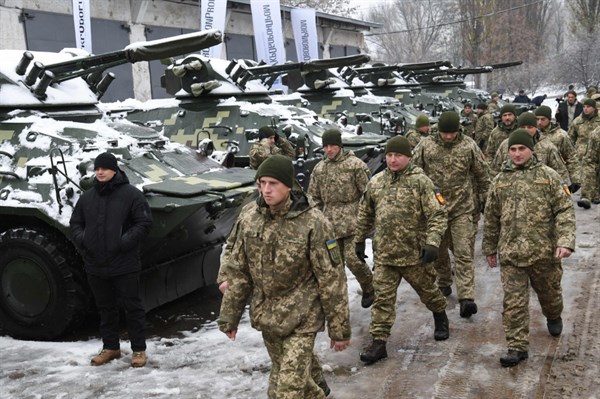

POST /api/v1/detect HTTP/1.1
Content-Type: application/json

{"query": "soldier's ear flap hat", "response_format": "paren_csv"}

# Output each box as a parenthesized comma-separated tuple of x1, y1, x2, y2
(517, 112, 537, 128)
(258, 126, 277, 140)
(534, 105, 552, 120)
(385, 136, 412, 157)
(508, 129, 534, 151)
(437, 111, 460, 133)
(256, 154, 294, 188)
(322, 128, 343, 147)
(583, 99, 597, 108)
(94, 152, 119, 172)
(415, 114, 430, 129)
(500, 104, 517, 116)
(476, 102, 487, 110)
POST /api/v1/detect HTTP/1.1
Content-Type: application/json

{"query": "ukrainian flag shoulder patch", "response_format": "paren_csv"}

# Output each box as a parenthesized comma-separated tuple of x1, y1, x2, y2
(326, 239, 342, 265)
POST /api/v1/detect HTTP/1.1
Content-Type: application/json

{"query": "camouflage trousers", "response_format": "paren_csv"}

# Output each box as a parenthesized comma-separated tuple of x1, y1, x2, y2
(580, 161, 600, 201)
(434, 213, 476, 300)
(369, 264, 447, 341)
(262, 331, 325, 399)
(500, 260, 564, 352)
(339, 235, 374, 294)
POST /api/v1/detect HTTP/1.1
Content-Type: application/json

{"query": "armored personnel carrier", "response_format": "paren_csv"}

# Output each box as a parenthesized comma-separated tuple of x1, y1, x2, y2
(108, 54, 388, 188)
(0, 30, 258, 340)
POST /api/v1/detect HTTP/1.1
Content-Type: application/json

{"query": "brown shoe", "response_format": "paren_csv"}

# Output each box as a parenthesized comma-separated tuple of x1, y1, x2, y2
(131, 351, 147, 368)
(91, 349, 121, 366)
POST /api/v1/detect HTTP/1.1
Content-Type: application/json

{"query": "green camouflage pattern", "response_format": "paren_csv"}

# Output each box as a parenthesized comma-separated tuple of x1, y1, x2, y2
(568, 112, 600, 158)
(483, 157, 576, 265)
(369, 263, 447, 341)
(500, 260, 563, 352)
(485, 122, 518, 162)
(248, 137, 295, 169)
(540, 123, 581, 184)
(354, 163, 448, 267)
(218, 195, 351, 340)
(405, 128, 429, 150)
(489, 133, 570, 183)
(461, 109, 478, 138)
(474, 111, 495, 154)
(580, 126, 600, 201)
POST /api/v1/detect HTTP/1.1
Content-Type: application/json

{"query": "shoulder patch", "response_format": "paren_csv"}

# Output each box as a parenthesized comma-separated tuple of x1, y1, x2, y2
(562, 181, 571, 195)
(326, 239, 342, 265)
(435, 189, 446, 205)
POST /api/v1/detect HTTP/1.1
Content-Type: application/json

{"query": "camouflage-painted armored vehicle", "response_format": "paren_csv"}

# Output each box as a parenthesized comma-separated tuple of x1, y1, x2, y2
(108, 54, 388, 188)
(0, 30, 258, 340)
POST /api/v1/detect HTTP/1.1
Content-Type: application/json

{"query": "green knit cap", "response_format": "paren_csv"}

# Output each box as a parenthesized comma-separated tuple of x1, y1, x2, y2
(508, 129, 534, 151)
(534, 105, 552, 120)
(415, 114, 430, 129)
(256, 154, 294, 188)
(583, 98, 597, 108)
(500, 104, 517, 116)
(258, 126, 276, 140)
(437, 111, 460, 133)
(322, 128, 342, 147)
(385, 136, 412, 157)
(517, 112, 537, 127)
(491, 92, 499, 97)
(476, 102, 487, 110)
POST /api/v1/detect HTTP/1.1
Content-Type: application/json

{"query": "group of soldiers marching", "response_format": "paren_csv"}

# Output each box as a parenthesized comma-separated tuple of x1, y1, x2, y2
(216, 90, 598, 398)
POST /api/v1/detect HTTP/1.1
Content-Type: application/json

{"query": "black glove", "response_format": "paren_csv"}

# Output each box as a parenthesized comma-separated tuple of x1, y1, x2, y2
(480, 201, 486, 214)
(420, 245, 439, 263)
(273, 134, 280, 143)
(355, 241, 367, 260)
(568, 183, 581, 194)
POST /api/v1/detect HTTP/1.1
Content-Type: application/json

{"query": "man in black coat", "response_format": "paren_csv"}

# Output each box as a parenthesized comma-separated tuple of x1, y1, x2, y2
(70, 152, 152, 367)
(556, 90, 583, 131)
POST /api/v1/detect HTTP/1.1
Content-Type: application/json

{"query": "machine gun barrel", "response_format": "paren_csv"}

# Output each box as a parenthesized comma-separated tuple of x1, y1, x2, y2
(486, 61, 523, 69)
(397, 60, 453, 71)
(446, 67, 493, 75)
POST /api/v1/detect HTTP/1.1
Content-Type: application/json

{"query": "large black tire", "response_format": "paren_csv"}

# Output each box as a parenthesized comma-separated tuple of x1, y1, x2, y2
(0, 228, 87, 340)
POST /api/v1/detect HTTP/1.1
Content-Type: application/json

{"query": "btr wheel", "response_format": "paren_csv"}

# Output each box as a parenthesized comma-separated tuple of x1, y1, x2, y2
(0, 228, 86, 340)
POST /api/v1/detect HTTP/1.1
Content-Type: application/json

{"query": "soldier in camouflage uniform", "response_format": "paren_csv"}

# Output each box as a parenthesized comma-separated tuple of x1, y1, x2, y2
(535, 105, 581, 193)
(486, 104, 518, 162)
(483, 129, 576, 367)
(413, 111, 490, 317)
(248, 126, 295, 169)
(405, 114, 431, 150)
(487, 92, 501, 113)
(308, 128, 374, 308)
(474, 102, 496, 153)
(579, 125, 600, 209)
(218, 155, 351, 399)
(461, 102, 478, 139)
(355, 136, 449, 365)
(489, 112, 569, 182)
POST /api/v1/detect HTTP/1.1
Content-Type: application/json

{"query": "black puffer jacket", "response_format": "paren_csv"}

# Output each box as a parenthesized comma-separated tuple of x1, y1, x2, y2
(556, 101, 583, 131)
(70, 170, 152, 276)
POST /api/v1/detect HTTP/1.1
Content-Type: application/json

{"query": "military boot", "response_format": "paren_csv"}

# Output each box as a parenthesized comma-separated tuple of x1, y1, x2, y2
(439, 286, 452, 297)
(459, 299, 478, 318)
(360, 339, 387, 364)
(361, 289, 375, 308)
(433, 312, 450, 341)
(577, 198, 591, 209)
(317, 378, 331, 397)
(547, 318, 563, 337)
(131, 351, 147, 368)
(500, 350, 528, 367)
(91, 349, 121, 366)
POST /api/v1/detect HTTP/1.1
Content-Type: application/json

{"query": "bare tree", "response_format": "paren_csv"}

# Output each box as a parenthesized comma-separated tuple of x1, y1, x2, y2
(567, 0, 600, 37)
(280, 0, 356, 15)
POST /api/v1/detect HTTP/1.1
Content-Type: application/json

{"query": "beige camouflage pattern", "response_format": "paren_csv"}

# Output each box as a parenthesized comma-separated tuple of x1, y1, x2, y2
(308, 150, 370, 239)
(218, 195, 351, 339)
(487, 100, 499, 113)
(486, 122, 518, 162)
(568, 112, 600, 158)
(540, 123, 581, 184)
(489, 133, 570, 183)
(405, 128, 429, 150)
(482, 157, 576, 265)
(475, 111, 495, 152)
(461, 109, 478, 139)
(500, 261, 564, 352)
(369, 263, 447, 341)
(263, 332, 325, 399)
(249, 137, 295, 169)
(354, 163, 448, 267)
(580, 126, 600, 201)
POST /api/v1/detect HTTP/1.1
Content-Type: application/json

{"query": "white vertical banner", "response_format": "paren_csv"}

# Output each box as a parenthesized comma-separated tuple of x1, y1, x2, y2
(291, 8, 318, 62)
(250, 0, 286, 90)
(72, 0, 92, 53)
(199, 0, 228, 58)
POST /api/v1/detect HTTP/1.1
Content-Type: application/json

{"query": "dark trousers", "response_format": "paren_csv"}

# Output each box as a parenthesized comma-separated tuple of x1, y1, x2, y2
(87, 272, 147, 352)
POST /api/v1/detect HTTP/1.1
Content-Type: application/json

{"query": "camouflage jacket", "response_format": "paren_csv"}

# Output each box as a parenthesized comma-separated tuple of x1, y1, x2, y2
(248, 137, 295, 169)
(354, 164, 448, 267)
(461, 110, 478, 138)
(308, 150, 370, 239)
(487, 100, 499, 113)
(483, 157, 576, 266)
(218, 194, 351, 340)
(405, 128, 429, 150)
(489, 132, 569, 183)
(486, 122, 518, 162)
(582, 127, 600, 188)
(412, 132, 491, 218)
(568, 112, 600, 157)
(474, 111, 495, 151)
(540, 123, 581, 184)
